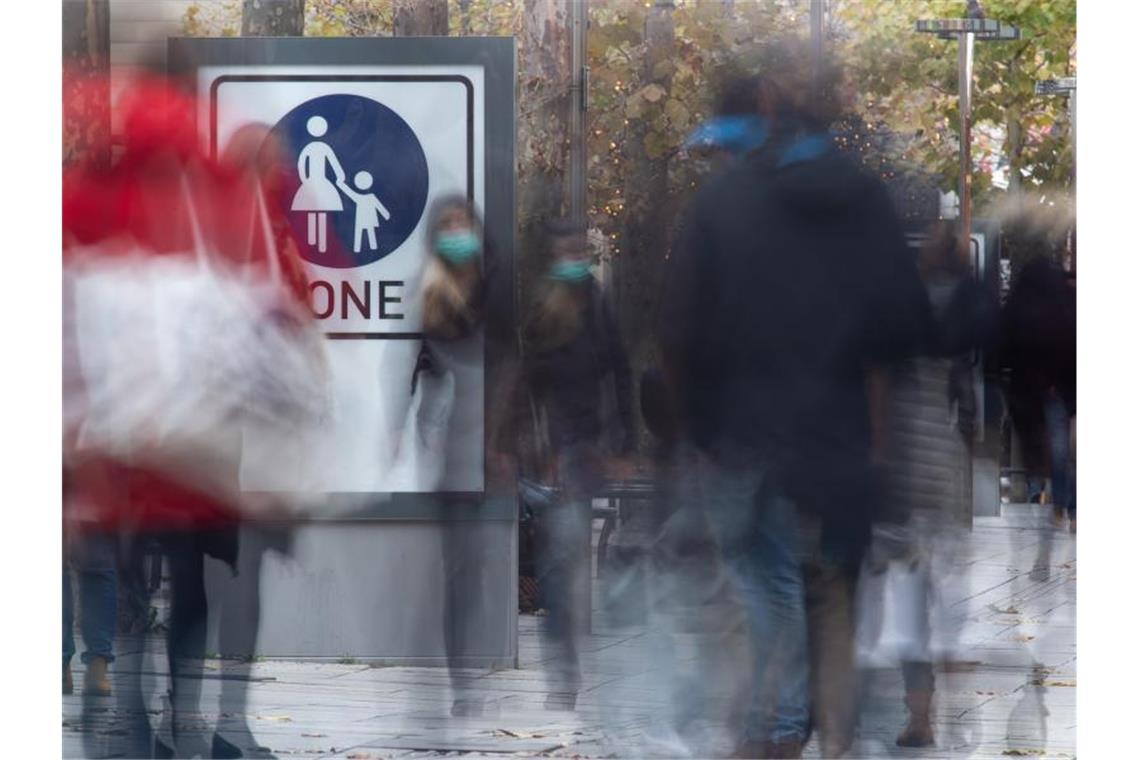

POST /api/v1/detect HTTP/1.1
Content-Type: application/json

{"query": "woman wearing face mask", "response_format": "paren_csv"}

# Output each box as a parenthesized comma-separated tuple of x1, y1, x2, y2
(413, 196, 519, 717)
(522, 219, 635, 709)
(404, 196, 497, 493)
(421, 196, 490, 342)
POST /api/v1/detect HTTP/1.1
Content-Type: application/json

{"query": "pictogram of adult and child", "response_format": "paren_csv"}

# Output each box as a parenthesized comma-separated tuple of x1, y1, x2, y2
(292, 115, 391, 254)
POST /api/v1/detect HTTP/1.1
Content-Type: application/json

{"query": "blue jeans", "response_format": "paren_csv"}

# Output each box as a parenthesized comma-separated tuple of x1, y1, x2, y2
(701, 460, 810, 744)
(537, 441, 603, 696)
(63, 532, 118, 664)
(1044, 395, 1075, 518)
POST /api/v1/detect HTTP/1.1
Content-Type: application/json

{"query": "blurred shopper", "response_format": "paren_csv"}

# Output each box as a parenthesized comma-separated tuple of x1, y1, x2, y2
(867, 223, 995, 748)
(412, 195, 514, 716)
(1002, 256, 1076, 531)
(523, 219, 635, 709)
(64, 71, 317, 759)
(660, 39, 929, 758)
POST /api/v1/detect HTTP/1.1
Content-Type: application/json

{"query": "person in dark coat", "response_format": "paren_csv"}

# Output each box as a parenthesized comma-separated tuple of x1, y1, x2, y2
(1002, 255, 1076, 529)
(660, 39, 930, 758)
(523, 219, 635, 709)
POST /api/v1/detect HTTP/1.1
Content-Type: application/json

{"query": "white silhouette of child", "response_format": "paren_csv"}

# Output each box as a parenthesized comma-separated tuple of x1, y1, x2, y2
(337, 171, 392, 254)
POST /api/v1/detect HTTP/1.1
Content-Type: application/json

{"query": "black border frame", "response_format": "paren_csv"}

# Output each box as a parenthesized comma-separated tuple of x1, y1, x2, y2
(210, 73, 474, 340)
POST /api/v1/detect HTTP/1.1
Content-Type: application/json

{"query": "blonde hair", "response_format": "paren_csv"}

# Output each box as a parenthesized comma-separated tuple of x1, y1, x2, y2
(420, 256, 478, 340)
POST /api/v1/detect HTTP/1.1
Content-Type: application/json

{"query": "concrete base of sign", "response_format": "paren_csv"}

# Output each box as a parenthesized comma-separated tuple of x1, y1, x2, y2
(204, 520, 518, 668)
(972, 455, 1001, 518)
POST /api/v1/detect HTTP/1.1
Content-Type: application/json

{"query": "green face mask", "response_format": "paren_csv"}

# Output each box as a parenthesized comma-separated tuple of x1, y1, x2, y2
(435, 231, 481, 264)
(548, 259, 592, 283)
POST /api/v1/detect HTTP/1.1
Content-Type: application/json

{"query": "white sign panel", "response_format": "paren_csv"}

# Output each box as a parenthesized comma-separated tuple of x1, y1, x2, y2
(200, 66, 486, 494)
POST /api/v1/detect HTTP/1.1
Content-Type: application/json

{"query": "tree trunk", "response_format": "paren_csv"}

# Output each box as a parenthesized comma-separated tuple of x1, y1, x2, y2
(62, 0, 110, 170)
(393, 0, 449, 36)
(1007, 109, 1022, 196)
(517, 0, 573, 299)
(458, 0, 473, 35)
(241, 0, 306, 37)
(617, 1, 675, 449)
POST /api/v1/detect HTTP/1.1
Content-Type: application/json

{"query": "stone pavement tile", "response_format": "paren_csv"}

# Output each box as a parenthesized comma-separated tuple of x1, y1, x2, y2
(64, 504, 1074, 759)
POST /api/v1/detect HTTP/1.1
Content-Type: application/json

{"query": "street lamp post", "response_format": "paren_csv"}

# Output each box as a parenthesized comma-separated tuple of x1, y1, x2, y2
(916, 3, 1019, 257)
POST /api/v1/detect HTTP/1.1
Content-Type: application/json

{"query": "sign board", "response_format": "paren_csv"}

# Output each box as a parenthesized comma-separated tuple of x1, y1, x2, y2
(170, 38, 516, 508)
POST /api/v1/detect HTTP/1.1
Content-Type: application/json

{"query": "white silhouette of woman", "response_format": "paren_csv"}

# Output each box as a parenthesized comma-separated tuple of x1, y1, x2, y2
(291, 115, 347, 254)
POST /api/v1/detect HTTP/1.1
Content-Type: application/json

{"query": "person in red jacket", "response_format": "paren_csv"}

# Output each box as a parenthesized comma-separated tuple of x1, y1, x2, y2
(64, 69, 310, 758)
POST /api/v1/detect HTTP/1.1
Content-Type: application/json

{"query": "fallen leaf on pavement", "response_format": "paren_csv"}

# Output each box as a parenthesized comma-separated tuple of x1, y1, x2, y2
(1045, 680, 1076, 687)
(301, 732, 327, 737)
(492, 728, 547, 739)
(989, 604, 1020, 614)
(254, 714, 293, 722)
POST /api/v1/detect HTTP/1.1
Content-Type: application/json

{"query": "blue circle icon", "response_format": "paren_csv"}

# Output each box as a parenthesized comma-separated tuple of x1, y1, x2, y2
(266, 94, 429, 268)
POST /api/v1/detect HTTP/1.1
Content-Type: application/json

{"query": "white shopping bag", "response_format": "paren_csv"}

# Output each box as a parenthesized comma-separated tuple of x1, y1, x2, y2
(68, 176, 330, 514)
(855, 558, 931, 668)
(385, 357, 456, 492)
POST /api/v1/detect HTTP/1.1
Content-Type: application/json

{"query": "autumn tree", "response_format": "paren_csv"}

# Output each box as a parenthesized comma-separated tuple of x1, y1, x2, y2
(242, 0, 306, 36)
(831, 0, 1076, 208)
(63, 0, 110, 169)
(392, 0, 448, 36)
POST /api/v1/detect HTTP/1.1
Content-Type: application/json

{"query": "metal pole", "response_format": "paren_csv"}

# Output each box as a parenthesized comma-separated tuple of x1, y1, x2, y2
(1069, 88, 1076, 271)
(569, 0, 588, 229)
(1069, 89, 1076, 188)
(958, 31, 974, 258)
(810, 0, 824, 95)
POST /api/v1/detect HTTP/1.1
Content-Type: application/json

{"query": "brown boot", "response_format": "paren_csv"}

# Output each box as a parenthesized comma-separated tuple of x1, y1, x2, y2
(764, 740, 804, 758)
(896, 689, 934, 747)
(83, 656, 111, 697)
(732, 739, 803, 759)
(63, 661, 73, 695)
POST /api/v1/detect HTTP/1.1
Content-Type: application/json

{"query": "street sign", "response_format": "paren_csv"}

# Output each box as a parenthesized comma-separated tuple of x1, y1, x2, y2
(915, 18, 1020, 40)
(1035, 78, 1077, 95)
(171, 38, 515, 498)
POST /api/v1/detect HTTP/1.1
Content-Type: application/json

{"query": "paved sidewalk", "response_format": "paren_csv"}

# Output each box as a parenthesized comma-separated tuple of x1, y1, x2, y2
(64, 503, 1074, 759)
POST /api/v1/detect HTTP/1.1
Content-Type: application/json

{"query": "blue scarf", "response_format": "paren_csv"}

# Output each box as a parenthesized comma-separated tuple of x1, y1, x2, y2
(683, 115, 771, 156)
(776, 133, 833, 168)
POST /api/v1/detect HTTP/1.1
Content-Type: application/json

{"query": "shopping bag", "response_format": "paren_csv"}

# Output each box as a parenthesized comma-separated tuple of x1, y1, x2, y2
(68, 175, 329, 514)
(236, 181, 333, 503)
(385, 345, 457, 492)
(855, 557, 931, 668)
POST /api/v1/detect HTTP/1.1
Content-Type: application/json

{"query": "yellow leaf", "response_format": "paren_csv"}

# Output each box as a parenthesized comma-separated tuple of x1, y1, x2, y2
(664, 99, 689, 127)
(638, 83, 667, 103)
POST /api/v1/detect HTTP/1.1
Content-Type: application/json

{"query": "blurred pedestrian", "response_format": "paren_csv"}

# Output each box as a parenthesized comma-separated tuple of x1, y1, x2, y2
(868, 222, 995, 748)
(1002, 255, 1076, 531)
(660, 39, 930, 759)
(413, 194, 514, 716)
(523, 218, 635, 709)
(63, 71, 315, 759)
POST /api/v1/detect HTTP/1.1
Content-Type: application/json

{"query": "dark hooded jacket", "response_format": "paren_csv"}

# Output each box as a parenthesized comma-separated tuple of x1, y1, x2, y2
(660, 135, 931, 523)
(1000, 256, 1076, 474)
